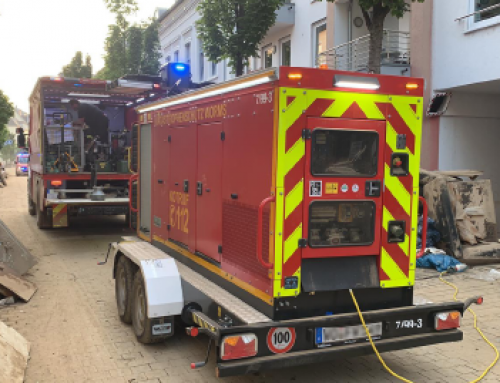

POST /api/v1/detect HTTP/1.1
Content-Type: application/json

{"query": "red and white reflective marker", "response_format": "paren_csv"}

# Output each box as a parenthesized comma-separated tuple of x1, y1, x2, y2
(267, 327, 296, 354)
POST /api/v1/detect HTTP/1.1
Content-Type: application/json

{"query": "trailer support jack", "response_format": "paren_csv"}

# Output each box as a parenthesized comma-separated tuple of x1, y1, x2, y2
(190, 339, 212, 370)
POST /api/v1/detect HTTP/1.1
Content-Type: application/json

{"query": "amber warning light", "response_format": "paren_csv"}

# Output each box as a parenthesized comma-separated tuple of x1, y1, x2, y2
(288, 73, 303, 80)
(406, 83, 419, 90)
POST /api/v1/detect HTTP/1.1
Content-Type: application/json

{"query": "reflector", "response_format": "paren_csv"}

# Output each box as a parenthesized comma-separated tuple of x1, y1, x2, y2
(221, 334, 258, 361)
(435, 311, 461, 331)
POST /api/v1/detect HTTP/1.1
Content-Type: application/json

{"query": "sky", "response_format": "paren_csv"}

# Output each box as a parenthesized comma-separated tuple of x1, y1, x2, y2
(0, 0, 174, 112)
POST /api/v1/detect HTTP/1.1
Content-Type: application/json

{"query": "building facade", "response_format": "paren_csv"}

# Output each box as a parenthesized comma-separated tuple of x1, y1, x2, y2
(410, 0, 500, 221)
(157, 0, 329, 84)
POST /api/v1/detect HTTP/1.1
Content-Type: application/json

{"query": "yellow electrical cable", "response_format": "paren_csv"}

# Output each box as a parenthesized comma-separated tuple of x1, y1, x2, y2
(350, 277, 499, 383)
(438, 271, 499, 383)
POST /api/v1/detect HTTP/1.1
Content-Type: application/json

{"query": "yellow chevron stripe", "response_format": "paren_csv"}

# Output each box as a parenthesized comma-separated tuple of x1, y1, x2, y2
(283, 225, 302, 264)
(384, 164, 411, 215)
(382, 206, 410, 256)
(283, 139, 305, 176)
(285, 180, 303, 219)
(380, 247, 408, 284)
(53, 204, 66, 215)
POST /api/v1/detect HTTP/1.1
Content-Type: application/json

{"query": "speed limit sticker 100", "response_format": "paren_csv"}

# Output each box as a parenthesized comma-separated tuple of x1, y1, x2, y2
(267, 327, 296, 354)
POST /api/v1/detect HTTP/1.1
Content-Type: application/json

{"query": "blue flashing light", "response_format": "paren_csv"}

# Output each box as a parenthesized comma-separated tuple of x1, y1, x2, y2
(74, 84, 84, 87)
(174, 64, 187, 72)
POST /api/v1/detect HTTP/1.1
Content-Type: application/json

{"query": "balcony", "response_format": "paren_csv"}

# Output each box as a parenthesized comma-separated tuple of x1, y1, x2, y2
(318, 30, 411, 76)
(268, 2, 295, 35)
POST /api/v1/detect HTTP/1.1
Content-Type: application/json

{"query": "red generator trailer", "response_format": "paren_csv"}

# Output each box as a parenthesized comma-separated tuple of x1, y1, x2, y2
(27, 75, 164, 229)
(109, 67, 481, 376)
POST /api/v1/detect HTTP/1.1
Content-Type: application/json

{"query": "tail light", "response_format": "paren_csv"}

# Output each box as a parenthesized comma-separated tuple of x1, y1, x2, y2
(435, 311, 461, 331)
(51, 180, 62, 187)
(221, 334, 258, 361)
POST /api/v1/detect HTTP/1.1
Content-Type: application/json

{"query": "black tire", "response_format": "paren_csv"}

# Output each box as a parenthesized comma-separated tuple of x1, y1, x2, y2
(115, 256, 135, 324)
(36, 200, 51, 229)
(28, 198, 36, 215)
(131, 271, 170, 344)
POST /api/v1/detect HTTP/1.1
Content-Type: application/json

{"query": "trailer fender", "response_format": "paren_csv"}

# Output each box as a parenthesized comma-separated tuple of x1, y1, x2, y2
(112, 241, 184, 319)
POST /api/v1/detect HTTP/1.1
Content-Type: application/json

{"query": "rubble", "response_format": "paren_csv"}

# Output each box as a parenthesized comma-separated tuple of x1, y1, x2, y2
(0, 321, 30, 383)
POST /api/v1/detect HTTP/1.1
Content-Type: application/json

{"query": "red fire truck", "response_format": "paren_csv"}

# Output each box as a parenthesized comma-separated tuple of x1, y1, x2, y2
(27, 75, 163, 229)
(107, 67, 481, 376)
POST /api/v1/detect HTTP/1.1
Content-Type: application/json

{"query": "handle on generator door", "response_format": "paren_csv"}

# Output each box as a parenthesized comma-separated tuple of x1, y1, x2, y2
(129, 174, 139, 213)
(417, 196, 428, 259)
(257, 196, 276, 269)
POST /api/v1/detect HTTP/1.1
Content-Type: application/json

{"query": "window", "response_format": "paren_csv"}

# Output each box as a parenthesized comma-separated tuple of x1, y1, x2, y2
(263, 45, 273, 68)
(311, 129, 379, 177)
(174, 50, 179, 62)
(474, 0, 500, 22)
(211, 61, 217, 77)
(281, 39, 291, 66)
(309, 201, 376, 247)
(199, 52, 204, 81)
(314, 23, 327, 67)
(185, 43, 191, 65)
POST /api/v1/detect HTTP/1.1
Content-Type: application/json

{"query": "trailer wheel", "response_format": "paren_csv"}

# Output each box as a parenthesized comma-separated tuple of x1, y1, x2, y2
(131, 271, 169, 344)
(115, 256, 134, 324)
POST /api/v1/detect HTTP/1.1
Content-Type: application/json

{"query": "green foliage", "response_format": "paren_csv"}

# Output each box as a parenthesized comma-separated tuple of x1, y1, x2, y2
(104, 24, 128, 80)
(127, 26, 143, 74)
(196, 0, 286, 76)
(0, 133, 16, 161)
(104, 0, 138, 15)
(0, 90, 14, 150)
(97, 0, 161, 80)
(62, 51, 93, 78)
(141, 21, 161, 75)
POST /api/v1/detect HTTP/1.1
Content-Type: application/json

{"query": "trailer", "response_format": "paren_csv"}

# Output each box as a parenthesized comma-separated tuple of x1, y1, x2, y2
(108, 67, 481, 376)
(27, 75, 164, 229)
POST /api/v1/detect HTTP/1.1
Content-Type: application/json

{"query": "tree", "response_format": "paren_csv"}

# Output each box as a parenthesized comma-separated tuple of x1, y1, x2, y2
(62, 51, 93, 78)
(196, 0, 285, 76)
(104, 0, 138, 16)
(0, 90, 14, 150)
(103, 23, 128, 80)
(324, 0, 424, 73)
(127, 26, 143, 74)
(141, 21, 161, 75)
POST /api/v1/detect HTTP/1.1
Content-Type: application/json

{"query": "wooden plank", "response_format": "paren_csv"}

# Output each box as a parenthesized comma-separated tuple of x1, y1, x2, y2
(0, 263, 37, 302)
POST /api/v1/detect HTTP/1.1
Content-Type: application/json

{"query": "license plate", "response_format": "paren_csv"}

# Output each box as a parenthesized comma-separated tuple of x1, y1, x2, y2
(316, 322, 382, 345)
(152, 323, 172, 335)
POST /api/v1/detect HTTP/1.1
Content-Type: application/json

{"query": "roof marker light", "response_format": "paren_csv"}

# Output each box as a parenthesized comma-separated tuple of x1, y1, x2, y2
(406, 83, 419, 90)
(334, 74, 380, 90)
(288, 73, 303, 80)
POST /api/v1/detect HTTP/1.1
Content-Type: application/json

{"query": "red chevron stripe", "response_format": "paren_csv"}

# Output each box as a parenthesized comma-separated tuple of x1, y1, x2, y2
(383, 190, 412, 238)
(382, 229, 410, 276)
(285, 98, 335, 152)
(282, 250, 301, 280)
(284, 157, 305, 193)
(379, 268, 390, 282)
(385, 143, 413, 195)
(339, 101, 367, 119)
(376, 103, 415, 154)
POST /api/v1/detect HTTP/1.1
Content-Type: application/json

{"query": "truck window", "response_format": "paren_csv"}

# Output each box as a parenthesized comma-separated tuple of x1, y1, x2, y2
(311, 129, 379, 177)
(18, 157, 29, 164)
(308, 201, 375, 247)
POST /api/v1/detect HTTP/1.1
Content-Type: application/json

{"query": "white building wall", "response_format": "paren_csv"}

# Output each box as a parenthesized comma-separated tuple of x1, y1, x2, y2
(432, 0, 500, 90)
(438, 93, 500, 225)
(158, 0, 329, 84)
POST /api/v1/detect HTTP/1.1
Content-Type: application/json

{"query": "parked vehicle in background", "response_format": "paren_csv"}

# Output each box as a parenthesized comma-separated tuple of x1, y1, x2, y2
(15, 153, 30, 177)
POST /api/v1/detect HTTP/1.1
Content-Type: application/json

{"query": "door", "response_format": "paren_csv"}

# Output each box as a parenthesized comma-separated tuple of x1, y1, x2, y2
(303, 118, 386, 259)
(140, 124, 152, 235)
(196, 123, 223, 262)
(152, 126, 170, 241)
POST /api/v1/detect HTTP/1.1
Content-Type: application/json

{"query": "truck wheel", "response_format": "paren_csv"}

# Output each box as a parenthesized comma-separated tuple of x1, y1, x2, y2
(131, 271, 170, 344)
(36, 201, 52, 229)
(115, 256, 134, 324)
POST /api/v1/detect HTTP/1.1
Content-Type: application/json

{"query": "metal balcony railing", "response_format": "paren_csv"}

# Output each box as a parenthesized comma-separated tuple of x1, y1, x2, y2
(317, 30, 410, 72)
